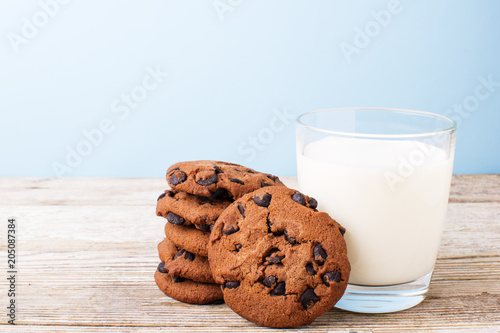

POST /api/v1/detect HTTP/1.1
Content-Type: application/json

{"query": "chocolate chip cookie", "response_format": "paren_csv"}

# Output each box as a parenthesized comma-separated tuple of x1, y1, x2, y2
(164, 223, 210, 257)
(154, 269, 223, 305)
(158, 238, 214, 284)
(166, 160, 285, 200)
(208, 186, 350, 328)
(156, 189, 231, 230)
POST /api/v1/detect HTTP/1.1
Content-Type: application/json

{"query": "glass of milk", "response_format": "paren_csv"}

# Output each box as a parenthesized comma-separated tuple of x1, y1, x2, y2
(296, 108, 456, 313)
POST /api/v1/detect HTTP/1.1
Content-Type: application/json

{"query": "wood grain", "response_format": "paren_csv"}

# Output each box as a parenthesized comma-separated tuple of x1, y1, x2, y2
(0, 175, 499, 332)
(2, 174, 498, 206)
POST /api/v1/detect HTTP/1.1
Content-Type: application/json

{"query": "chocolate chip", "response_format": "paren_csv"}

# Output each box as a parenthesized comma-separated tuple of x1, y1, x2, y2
(284, 230, 296, 245)
(157, 192, 167, 201)
(270, 281, 286, 296)
(223, 225, 239, 235)
(308, 197, 318, 209)
(323, 271, 341, 286)
(314, 244, 327, 264)
(157, 262, 168, 274)
(167, 167, 179, 174)
(230, 178, 245, 185)
(268, 255, 285, 264)
(167, 212, 185, 225)
(261, 182, 271, 187)
(339, 227, 346, 236)
(235, 243, 242, 251)
(266, 248, 285, 264)
(211, 188, 231, 199)
(196, 173, 218, 186)
(305, 263, 316, 275)
(214, 166, 223, 174)
(174, 249, 186, 259)
(184, 251, 195, 261)
(237, 203, 245, 218)
(266, 174, 278, 182)
(262, 276, 277, 288)
(224, 281, 240, 289)
(300, 288, 320, 308)
(169, 170, 186, 185)
(172, 276, 185, 283)
(247, 169, 255, 174)
(291, 191, 306, 206)
(267, 219, 284, 236)
(253, 193, 272, 207)
(196, 224, 211, 232)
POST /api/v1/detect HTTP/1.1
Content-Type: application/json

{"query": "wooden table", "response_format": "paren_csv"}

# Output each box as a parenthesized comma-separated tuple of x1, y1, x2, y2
(0, 175, 499, 332)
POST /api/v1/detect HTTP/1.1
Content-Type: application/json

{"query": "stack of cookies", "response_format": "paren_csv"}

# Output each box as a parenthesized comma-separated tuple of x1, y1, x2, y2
(154, 160, 285, 305)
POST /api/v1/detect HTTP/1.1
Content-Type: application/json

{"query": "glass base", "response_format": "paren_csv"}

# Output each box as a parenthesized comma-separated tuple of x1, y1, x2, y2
(335, 271, 433, 313)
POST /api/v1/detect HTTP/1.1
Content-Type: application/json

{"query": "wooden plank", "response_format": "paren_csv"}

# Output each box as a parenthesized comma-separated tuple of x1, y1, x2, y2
(2, 202, 497, 261)
(1, 174, 499, 207)
(0, 177, 300, 207)
(449, 174, 500, 203)
(0, 176, 499, 332)
(0, 177, 166, 207)
(0, 202, 498, 330)
(440, 202, 500, 258)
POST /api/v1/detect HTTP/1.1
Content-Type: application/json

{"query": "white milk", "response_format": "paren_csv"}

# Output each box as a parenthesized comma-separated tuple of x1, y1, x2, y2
(297, 137, 453, 286)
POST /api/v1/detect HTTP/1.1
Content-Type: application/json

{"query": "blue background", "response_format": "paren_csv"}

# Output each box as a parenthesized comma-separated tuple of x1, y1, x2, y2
(1, 0, 499, 177)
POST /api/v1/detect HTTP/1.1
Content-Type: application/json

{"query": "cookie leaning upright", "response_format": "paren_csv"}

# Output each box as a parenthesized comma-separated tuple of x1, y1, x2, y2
(208, 186, 350, 328)
(166, 160, 285, 200)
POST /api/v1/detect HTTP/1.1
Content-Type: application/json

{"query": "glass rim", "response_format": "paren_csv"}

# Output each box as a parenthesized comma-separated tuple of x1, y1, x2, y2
(296, 107, 457, 139)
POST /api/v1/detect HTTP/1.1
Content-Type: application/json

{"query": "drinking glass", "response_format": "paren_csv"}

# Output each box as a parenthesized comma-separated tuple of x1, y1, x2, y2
(296, 107, 456, 313)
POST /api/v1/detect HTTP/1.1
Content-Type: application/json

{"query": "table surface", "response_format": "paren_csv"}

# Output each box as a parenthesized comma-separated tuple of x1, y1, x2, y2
(0, 175, 499, 332)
